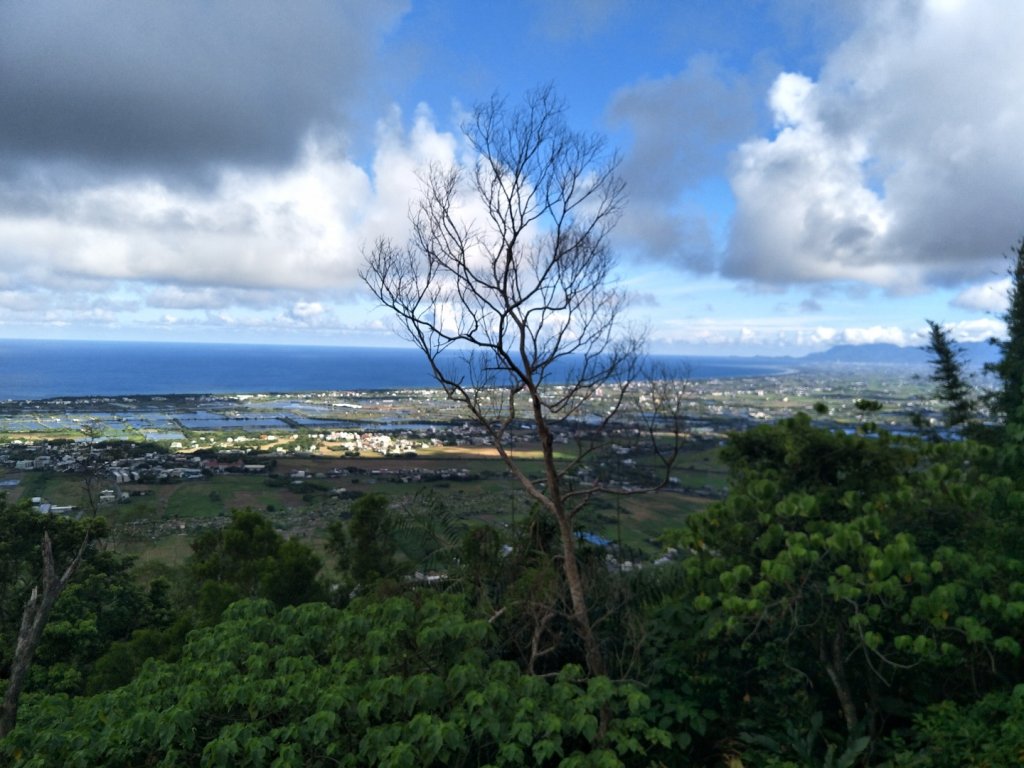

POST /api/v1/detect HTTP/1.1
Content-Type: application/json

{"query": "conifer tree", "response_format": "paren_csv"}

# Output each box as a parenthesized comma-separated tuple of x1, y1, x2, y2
(925, 319, 974, 426)
(986, 238, 1024, 425)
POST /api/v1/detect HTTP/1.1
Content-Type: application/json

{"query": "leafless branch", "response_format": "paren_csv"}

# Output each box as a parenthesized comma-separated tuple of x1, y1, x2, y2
(361, 86, 684, 681)
(0, 528, 91, 738)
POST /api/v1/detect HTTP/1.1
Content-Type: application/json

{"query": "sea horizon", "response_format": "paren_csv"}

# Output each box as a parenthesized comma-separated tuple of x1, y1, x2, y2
(0, 338, 794, 402)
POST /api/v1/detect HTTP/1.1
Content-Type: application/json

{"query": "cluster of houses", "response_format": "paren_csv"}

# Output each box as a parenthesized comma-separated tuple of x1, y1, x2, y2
(0, 429, 488, 512)
(0, 439, 228, 514)
(346, 465, 477, 484)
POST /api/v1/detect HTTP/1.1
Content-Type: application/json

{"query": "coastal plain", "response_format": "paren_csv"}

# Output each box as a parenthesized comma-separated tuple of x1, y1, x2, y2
(0, 364, 941, 567)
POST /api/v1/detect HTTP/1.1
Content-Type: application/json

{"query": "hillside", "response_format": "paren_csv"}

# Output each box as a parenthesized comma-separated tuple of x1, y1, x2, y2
(798, 340, 998, 367)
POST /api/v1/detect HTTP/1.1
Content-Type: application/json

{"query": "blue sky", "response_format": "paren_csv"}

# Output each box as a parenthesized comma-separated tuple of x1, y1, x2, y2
(0, 0, 1020, 356)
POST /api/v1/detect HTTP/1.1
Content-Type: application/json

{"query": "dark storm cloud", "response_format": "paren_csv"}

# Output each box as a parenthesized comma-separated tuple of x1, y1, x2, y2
(607, 56, 757, 270)
(608, 56, 757, 197)
(0, 0, 408, 179)
(614, 208, 717, 273)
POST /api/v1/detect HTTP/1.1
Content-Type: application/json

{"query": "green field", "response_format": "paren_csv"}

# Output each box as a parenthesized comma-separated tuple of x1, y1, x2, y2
(2, 439, 724, 567)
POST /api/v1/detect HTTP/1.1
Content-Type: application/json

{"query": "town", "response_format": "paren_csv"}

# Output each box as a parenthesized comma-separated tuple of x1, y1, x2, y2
(0, 362, 958, 562)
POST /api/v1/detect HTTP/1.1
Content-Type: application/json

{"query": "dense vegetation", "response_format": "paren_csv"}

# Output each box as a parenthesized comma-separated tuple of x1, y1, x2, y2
(2, 404, 1024, 764)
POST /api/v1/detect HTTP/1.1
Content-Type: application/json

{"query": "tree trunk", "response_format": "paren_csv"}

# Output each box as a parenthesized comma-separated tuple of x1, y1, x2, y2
(553, 510, 605, 677)
(0, 532, 85, 738)
(531, 385, 606, 679)
(821, 629, 858, 736)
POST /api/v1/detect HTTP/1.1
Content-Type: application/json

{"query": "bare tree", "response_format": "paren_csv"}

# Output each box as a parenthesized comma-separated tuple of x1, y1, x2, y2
(0, 479, 102, 738)
(0, 530, 90, 738)
(362, 86, 684, 677)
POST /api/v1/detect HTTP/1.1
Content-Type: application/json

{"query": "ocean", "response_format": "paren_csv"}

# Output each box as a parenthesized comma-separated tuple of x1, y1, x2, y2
(0, 339, 791, 401)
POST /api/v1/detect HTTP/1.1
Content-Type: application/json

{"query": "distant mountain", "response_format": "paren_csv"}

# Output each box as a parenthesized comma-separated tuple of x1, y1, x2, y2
(799, 341, 999, 368)
(800, 343, 928, 364)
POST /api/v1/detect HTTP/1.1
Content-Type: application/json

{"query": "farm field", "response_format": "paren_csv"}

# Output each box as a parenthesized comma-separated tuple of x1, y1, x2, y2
(0, 363, 946, 569)
(5, 439, 724, 567)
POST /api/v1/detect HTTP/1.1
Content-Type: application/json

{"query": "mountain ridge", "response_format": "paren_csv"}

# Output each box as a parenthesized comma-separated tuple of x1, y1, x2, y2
(798, 341, 998, 366)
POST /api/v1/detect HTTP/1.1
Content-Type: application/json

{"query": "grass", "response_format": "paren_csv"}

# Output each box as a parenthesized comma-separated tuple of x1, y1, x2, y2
(6, 438, 728, 563)
(8, 472, 89, 505)
(117, 533, 194, 567)
(163, 484, 231, 519)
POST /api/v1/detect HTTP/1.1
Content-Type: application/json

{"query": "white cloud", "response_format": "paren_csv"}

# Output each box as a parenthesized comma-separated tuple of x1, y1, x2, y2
(0, 105, 458, 319)
(147, 286, 247, 311)
(836, 326, 909, 346)
(943, 317, 1004, 343)
(290, 301, 325, 320)
(644, 312, 947, 355)
(648, 314, 842, 353)
(952, 278, 1010, 313)
(724, 0, 1024, 291)
(812, 326, 838, 344)
(726, 71, 894, 286)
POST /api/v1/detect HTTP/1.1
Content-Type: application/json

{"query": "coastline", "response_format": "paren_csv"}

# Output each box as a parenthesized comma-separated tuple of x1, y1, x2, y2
(0, 338, 789, 402)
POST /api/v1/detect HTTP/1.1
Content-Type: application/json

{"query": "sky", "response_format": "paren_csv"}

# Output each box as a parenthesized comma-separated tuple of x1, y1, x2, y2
(0, 0, 1022, 356)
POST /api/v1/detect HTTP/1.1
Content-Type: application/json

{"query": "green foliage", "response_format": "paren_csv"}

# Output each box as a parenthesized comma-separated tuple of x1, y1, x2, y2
(3, 595, 667, 766)
(28, 551, 169, 696)
(924, 319, 975, 427)
(85, 615, 192, 694)
(13, 392, 1024, 765)
(327, 493, 404, 588)
(0, 497, 137, 694)
(634, 580, 724, 763)
(188, 509, 324, 623)
(392, 489, 466, 575)
(854, 398, 884, 412)
(715, 412, 913, 501)
(660, 415, 1024, 762)
(986, 237, 1024, 425)
(741, 712, 870, 768)
(884, 687, 1024, 766)
(452, 505, 635, 678)
(0, 498, 103, 650)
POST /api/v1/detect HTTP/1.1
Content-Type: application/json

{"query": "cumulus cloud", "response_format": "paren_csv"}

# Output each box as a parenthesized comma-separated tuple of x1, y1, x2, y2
(797, 325, 913, 347)
(0, 0, 408, 180)
(952, 278, 1010, 314)
(610, 56, 757, 198)
(290, 301, 325, 321)
(0, 105, 459, 336)
(644, 315, 953, 354)
(836, 326, 909, 346)
(0, 1, 461, 340)
(0, 149, 361, 295)
(149, 287, 238, 311)
(724, 0, 1024, 291)
(941, 317, 1005, 343)
(812, 327, 838, 344)
(646, 313, 833, 352)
